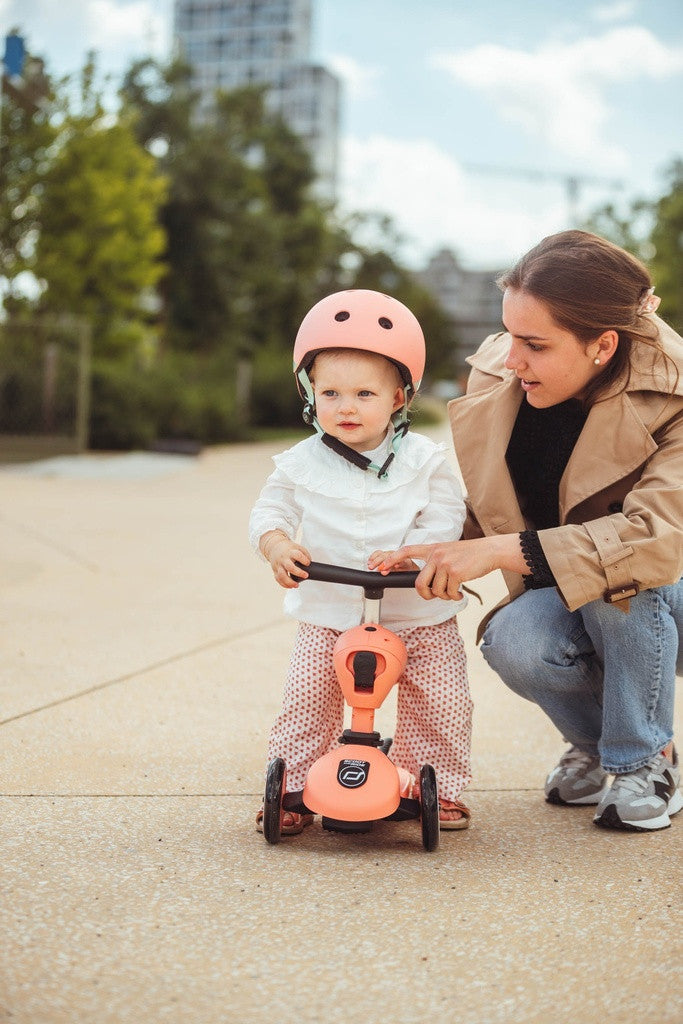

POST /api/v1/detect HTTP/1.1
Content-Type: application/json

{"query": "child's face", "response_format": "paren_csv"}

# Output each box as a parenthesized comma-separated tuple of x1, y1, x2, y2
(310, 350, 405, 453)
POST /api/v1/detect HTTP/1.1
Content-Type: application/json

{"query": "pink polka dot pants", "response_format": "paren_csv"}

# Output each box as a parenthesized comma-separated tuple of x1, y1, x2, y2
(266, 617, 472, 802)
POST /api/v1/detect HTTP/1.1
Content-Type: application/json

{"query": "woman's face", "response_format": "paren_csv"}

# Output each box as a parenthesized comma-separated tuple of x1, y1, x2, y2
(502, 287, 608, 408)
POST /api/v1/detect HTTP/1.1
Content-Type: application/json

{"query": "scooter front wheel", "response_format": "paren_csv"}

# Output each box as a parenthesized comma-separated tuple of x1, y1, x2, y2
(263, 757, 286, 845)
(420, 763, 439, 852)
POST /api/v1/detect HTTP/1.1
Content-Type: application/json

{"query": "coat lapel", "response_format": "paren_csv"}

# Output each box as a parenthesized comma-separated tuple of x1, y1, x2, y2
(449, 378, 527, 534)
(451, 378, 659, 532)
(450, 318, 678, 532)
(559, 394, 657, 521)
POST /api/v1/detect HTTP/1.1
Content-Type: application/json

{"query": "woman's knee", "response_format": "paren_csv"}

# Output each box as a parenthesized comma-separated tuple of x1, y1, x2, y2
(480, 606, 545, 693)
(480, 592, 583, 697)
(481, 616, 530, 673)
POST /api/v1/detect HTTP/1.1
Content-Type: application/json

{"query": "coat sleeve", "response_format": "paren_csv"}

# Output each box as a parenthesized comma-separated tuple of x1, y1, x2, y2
(462, 502, 485, 541)
(458, 338, 508, 540)
(538, 409, 683, 610)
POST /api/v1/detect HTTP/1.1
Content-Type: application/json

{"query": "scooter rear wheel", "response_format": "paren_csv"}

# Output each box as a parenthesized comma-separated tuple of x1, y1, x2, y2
(420, 763, 439, 852)
(263, 757, 286, 845)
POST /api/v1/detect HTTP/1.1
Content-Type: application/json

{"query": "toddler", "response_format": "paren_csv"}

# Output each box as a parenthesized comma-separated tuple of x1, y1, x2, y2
(249, 290, 473, 834)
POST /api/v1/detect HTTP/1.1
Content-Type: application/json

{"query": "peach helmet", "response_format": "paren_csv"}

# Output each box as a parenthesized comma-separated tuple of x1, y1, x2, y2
(292, 289, 426, 477)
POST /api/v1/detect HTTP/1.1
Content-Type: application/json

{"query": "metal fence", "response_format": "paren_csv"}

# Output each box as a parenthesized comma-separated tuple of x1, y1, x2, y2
(0, 315, 91, 461)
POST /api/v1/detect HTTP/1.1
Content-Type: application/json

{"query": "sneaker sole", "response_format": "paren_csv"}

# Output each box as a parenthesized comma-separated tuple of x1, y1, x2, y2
(545, 782, 610, 806)
(670, 789, 683, 815)
(594, 789, 683, 832)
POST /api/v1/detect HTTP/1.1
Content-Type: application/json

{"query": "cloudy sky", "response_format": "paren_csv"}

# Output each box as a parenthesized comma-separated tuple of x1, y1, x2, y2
(3, 0, 682, 270)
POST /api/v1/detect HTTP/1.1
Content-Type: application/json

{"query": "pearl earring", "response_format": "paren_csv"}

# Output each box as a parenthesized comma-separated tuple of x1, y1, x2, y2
(594, 357, 601, 365)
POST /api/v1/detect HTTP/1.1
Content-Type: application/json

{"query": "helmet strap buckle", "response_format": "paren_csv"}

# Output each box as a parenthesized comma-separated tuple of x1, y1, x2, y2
(302, 402, 314, 425)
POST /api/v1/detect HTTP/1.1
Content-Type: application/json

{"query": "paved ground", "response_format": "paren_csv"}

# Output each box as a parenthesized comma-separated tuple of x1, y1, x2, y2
(1, 430, 681, 1024)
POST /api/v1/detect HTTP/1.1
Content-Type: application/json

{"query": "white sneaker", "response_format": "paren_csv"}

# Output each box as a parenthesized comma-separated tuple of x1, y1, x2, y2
(544, 745, 610, 805)
(594, 747, 683, 831)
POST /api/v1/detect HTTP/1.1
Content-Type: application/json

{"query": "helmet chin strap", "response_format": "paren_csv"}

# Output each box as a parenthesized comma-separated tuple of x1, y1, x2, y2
(297, 368, 412, 479)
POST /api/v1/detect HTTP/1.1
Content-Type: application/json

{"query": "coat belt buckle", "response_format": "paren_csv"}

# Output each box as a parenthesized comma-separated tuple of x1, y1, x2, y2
(603, 582, 639, 603)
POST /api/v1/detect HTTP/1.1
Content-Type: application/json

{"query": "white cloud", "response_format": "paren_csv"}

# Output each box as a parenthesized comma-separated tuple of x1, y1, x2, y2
(337, 134, 567, 269)
(591, 1, 639, 23)
(431, 27, 683, 169)
(84, 0, 169, 61)
(326, 54, 380, 99)
(0, 0, 170, 71)
(565, 26, 683, 79)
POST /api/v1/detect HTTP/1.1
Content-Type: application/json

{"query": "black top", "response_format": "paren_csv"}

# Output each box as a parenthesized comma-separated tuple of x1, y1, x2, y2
(505, 397, 587, 588)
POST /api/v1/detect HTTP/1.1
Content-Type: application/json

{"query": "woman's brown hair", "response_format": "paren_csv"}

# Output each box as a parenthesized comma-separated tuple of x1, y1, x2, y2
(496, 230, 673, 405)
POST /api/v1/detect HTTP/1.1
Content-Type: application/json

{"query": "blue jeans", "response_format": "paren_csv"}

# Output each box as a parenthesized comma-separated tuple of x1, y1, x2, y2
(480, 581, 683, 773)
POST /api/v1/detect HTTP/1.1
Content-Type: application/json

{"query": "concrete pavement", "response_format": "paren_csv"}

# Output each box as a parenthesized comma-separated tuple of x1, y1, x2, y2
(0, 431, 681, 1024)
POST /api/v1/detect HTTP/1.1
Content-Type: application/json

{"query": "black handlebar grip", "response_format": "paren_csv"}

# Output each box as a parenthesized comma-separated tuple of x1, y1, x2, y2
(292, 560, 418, 589)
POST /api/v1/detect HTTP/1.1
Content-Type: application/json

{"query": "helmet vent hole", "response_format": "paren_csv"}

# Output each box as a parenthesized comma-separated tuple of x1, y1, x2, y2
(334, 310, 350, 321)
(378, 317, 393, 329)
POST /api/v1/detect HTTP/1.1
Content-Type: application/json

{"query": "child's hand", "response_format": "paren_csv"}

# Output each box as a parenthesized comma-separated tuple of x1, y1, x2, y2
(368, 549, 419, 575)
(261, 531, 311, 589)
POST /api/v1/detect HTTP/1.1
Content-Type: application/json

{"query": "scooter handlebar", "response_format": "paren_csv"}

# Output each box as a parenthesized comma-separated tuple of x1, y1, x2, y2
(293, 560, 418, 590)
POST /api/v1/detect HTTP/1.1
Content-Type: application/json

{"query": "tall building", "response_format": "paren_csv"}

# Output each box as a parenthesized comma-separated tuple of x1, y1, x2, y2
(173, 0, 340, 200)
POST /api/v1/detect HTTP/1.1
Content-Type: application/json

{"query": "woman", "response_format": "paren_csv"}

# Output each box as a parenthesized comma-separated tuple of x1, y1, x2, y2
(377, 230, 683, 832)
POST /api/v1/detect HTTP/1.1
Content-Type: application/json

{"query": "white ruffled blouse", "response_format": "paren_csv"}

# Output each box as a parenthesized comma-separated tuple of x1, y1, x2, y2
(249, 431, 467, 630)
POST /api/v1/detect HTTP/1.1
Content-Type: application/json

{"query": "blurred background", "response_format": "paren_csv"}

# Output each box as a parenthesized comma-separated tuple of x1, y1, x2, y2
(1, 0, 681, 457)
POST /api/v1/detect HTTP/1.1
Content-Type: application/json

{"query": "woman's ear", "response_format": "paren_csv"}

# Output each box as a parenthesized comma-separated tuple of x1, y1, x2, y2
(592, 329, 619, 365)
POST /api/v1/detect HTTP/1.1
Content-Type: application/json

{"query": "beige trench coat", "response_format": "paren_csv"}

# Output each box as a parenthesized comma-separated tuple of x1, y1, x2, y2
(448, 316, 683, 621)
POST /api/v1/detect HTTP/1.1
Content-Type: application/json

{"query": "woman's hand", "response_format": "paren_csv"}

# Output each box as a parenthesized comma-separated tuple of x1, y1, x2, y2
(375, 535, 527, 600)
(260, 531, 311, 589)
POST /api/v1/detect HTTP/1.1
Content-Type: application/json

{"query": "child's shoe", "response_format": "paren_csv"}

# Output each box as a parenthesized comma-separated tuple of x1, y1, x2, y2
(439, 799, 471, 830)
(255, 807, 314, 836)
(397, 768, 417, 799)
(399, 768, 471, 830)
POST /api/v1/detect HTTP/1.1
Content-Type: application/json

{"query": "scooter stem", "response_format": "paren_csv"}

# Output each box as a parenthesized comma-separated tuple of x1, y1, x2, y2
(351, 707, 375, 734)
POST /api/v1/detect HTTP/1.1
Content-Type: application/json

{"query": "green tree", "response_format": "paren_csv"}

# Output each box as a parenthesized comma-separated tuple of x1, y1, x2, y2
(648, 159, 683, 334)
(120, 57, 458, 435)
(0, 35, 56, 303)
(583, 199, 654, 262)
(584, 158, 683, 333)
(33, 59, 167, 358)
(121, 60, 342, 351)
(1, 48, 168, 449)
(121, 61, 264, 355)
(120, 59, 353, 428)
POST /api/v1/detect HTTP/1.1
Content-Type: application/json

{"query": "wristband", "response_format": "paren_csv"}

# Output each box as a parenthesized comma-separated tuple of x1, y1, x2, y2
(261, 530, 288, 561)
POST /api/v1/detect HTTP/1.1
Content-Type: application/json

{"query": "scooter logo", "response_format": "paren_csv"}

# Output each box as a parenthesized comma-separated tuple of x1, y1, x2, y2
(337, 759, 371, 788)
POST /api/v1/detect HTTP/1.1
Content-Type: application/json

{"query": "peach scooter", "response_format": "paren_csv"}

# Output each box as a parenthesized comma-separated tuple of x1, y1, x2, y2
(261, 560, 440, 851)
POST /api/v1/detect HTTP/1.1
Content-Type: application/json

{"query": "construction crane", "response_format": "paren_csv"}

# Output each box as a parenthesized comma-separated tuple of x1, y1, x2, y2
(465, 164, 625, 227)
